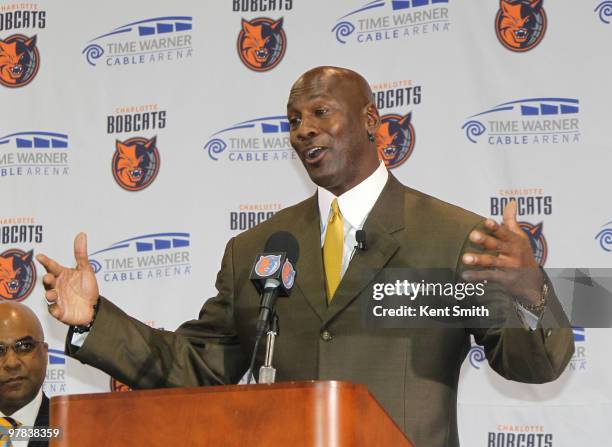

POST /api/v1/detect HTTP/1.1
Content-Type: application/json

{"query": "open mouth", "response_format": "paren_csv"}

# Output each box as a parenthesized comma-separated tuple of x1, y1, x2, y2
(382, 146, 399, 159)
(7, 280, 19, 293)
(255, 49, 268, 62)
(514, 28, 528, 42)
(304, 146, 328, 164)
(129, 168, 143, 181)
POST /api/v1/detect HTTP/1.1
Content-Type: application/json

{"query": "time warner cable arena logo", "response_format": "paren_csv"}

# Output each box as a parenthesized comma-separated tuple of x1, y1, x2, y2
(331, 0, 450, 45)
(595, 221, 612, 252)
(595, 1, 612, 24)
(204, 115, 296, 162)
(43, 348, 67, 395)
(88, 233, 191, 282)
(570, 326, 587, 371)
(0, 131, 69, 177)
(462, 98, 580, 146)
(82, 16, 193, 67)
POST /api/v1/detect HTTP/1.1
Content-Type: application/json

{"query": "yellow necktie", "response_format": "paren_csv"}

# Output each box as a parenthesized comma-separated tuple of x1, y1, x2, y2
(0, 416, 20, 447)
(323, 199, 344, 302)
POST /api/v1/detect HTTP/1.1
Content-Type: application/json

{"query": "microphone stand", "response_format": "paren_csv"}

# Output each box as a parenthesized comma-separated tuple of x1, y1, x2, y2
(258, 313, 279, 384)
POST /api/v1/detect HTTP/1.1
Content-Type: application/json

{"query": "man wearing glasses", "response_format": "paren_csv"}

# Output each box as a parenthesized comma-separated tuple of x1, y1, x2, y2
(0, 302, 49, 447)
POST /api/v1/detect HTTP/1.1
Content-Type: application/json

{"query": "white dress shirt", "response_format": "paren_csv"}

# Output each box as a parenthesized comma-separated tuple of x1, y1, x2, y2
(316, 161, 540, 328)
(0, 389, 43, 446)
(318, 161, 389, 277)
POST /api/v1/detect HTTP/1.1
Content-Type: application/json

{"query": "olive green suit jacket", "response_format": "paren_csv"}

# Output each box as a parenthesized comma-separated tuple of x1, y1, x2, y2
(68, 175, 574, 447)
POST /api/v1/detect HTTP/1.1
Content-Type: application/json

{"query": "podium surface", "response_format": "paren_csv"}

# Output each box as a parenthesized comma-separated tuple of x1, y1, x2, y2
(50, 380, 414, 446)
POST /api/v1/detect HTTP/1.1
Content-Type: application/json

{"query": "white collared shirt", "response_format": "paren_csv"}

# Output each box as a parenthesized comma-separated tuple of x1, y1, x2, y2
(317, 161, 389, 278)
(316, 161, 539, 328)
(0, 389, 43, 446)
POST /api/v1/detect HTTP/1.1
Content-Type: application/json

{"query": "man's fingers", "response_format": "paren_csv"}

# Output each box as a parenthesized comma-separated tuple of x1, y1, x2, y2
(469, 230, 508, 252)
(74, 232, 92, 271)
(462, 253, 500, 268)
(36, 254, 64, 276)
(502, 200, 523, 233)
(44, 289, 58, 303)
(47, 301, 63, 320)
(42, 273, 56, 290)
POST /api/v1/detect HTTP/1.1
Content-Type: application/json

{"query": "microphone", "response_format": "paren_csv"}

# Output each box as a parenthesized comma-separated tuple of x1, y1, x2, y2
(356, 230, 368, 251)
(250, 231, 299, 337)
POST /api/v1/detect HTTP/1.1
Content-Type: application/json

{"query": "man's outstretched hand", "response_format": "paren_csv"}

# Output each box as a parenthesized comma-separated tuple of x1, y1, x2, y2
(36, 232, 100, 326)
(462, 201, 544, 304)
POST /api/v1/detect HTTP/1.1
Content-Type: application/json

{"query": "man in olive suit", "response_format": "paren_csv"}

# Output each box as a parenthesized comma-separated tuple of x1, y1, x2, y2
(37, 66, 574, 447)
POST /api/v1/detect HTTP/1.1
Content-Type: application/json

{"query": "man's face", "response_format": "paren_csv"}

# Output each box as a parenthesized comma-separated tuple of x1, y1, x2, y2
(287, 73, 379, 196)
(0, 308, 47, 415)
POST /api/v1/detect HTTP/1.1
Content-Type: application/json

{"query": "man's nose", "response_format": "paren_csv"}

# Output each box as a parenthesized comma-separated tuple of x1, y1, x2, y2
(1, 349, 22, 370)
(296, 117, 319, 141)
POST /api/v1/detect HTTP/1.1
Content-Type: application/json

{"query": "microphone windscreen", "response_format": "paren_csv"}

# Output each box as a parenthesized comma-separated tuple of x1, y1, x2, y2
(264, 231, 300, 264)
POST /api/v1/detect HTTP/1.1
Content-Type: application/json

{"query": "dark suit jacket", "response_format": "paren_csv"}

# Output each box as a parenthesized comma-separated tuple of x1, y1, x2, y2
(28, 393, 49, 447)
(68, 175, 574, 447)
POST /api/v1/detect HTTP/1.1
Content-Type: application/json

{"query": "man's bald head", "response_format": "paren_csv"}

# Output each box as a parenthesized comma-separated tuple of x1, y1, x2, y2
(288, 66, 373, 109)
(0, 301, 48, 415)
(0, 302, 45, 342)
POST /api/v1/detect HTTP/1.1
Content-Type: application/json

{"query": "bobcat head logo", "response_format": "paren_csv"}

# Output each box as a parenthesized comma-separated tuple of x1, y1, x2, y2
(112, 136, 160, 191)
(496, 0, 547, 52)
(376, 112, 415, 169)
(519, 221, 548, 266)
(0, 249, 36, 302)
(237, 17, 286, 71)
(0, 34, 40, 88)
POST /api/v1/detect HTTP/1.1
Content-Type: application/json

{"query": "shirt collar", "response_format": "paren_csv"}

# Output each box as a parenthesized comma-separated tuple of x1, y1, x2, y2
(318, 161, 389, 229)
(0, 389, 42, 426)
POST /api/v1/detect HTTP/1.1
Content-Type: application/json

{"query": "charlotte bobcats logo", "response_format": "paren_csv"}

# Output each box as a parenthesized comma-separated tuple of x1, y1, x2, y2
(376, 112, 415, 169)
(112, 136, 160, 191)
(110, 377, 131, 392)
(237, 17, 286, 72)
(519, 221, 548, 266)
(0, 249, 36, 302)
(496, 0, 547, 52)
(255, 254, 281, 276)
(0, 34, 40, 88)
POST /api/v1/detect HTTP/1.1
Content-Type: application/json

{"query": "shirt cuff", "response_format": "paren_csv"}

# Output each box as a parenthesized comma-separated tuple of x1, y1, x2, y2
(515, 301, 543, 330)
(71, 331, 89, 347)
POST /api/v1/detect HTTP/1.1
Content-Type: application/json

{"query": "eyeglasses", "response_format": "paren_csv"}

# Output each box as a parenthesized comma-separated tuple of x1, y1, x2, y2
(0, 340, 43, 359)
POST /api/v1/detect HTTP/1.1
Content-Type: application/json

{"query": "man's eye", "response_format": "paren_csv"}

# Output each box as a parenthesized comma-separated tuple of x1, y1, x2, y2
(15, 341, 34, 353)
(288, 117, 301, 128)
(315, 108, 328, 116)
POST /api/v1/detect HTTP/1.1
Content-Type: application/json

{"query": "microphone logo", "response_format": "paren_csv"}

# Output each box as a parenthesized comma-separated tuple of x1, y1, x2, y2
(254, 254, 282, 277)
(281, 260, 296, 289)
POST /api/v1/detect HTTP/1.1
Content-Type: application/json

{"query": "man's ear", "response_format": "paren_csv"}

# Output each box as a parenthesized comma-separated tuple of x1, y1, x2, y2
(365, 103, 380, 136)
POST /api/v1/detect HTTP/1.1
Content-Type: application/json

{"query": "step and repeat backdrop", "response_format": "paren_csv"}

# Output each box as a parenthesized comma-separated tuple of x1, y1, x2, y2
(2, 0, 611, 445)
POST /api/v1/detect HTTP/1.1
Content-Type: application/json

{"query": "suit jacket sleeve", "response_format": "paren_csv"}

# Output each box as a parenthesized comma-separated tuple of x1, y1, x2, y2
(460, 221, 575, 383)
(65, 237, 249, 389)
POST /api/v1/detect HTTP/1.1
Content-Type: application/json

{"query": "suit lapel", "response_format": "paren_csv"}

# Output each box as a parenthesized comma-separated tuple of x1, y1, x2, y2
(293, 194, 328, 321)
(323, 175, 405, 325)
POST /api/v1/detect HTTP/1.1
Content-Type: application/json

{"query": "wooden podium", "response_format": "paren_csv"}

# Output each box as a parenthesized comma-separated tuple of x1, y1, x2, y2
(50, 381, 414, 446)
